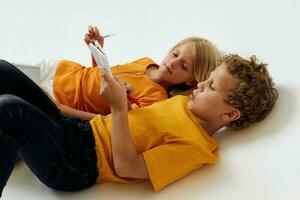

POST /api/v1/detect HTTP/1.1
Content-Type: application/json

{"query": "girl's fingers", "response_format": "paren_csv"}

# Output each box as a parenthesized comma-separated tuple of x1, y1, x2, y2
(84, 33, 90, 43)
(93, 26, 100, 36)
(86, 25, 104, 46)
(88, 25, 93, 33)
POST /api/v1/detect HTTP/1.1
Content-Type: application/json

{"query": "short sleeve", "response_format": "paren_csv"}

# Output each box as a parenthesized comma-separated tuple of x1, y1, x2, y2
(143, 141, 217, 192)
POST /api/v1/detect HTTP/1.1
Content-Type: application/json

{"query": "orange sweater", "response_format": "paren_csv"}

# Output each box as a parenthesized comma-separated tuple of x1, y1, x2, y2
(89, 95, 219, 192)
(53, 58, 168, 115)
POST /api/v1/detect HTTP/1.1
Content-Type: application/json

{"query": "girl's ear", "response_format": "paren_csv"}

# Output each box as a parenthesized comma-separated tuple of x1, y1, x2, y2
(222, 108, 241, 122)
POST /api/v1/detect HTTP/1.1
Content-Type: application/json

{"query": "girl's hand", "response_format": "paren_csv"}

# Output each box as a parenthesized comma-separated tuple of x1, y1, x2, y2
(100, 69, 128, 111)
(84, 25, 104, 66)
(84, 25, 104, 47)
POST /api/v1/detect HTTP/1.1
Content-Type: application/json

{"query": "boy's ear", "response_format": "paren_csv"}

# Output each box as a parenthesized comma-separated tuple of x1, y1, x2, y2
(222, 108, 241, 122)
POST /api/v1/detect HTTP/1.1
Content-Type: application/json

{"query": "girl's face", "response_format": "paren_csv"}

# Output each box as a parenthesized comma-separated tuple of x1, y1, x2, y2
(158, 42, 197, 87)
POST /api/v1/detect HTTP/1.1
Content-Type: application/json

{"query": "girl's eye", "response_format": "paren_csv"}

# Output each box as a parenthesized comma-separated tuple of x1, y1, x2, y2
(182, 64, 188, 71)
(172, 52, 178, 57)
(209, 83, 215, 91)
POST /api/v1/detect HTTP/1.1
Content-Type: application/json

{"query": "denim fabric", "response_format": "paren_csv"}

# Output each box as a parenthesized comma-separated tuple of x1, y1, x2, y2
(0, 60, 98, 197)
(0, 95, 98, 197)
(0, 59, 61, 120)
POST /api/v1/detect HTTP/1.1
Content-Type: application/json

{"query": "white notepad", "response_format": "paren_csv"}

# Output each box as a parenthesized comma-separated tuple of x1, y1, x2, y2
(88, 40, 112, 76)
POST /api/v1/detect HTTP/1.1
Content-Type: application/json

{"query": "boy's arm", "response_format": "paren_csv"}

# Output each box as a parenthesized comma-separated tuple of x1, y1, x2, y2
(100, 71, 149, 179)
(111, 107, 148, 179)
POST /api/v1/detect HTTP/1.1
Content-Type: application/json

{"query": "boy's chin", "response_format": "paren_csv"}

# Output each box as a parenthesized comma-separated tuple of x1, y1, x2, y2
(187, 100, 193, 109)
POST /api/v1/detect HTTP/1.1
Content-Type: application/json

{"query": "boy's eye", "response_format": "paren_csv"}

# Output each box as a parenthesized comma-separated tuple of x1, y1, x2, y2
(209, 83, 215, 91)
(172, 52, 178, 57)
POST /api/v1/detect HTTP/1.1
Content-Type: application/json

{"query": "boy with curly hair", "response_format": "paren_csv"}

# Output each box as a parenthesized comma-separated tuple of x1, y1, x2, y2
(0, 54, 278, 196)
(221, 55, 278, 129)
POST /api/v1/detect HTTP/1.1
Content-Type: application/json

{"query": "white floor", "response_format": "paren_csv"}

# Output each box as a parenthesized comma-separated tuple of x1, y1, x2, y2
(1, 0, 300, 199)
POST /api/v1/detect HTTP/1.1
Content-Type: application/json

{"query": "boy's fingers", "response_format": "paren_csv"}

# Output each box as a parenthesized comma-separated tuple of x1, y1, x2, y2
(121, 81, 133, 92)
(115, 78, 128, 91)
(115, 78, 124, 85)
(100, 67, 107, 77)
(126, 85, 133, 93)
(100, 68, 113, 82)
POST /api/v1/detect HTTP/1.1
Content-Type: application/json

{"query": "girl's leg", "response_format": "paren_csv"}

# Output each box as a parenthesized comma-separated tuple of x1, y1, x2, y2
(0, 95, 98, 197)
(0, 59, 61, 120)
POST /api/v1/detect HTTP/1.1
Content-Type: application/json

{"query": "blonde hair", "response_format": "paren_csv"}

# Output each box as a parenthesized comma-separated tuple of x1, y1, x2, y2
(222, 54, 278, 130)
(168, 37, 221, 96)
(170, 37, 221, 82)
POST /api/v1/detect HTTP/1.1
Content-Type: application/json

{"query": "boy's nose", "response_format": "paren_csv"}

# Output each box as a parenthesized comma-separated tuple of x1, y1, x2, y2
(197, 82, 203, 91)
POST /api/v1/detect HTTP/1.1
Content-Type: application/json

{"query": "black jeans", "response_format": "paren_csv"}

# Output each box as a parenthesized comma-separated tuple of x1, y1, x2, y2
(0, 60, 98, 197)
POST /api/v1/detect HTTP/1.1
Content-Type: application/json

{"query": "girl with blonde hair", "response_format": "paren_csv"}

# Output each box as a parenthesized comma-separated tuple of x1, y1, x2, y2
(16, 26, 221, 120)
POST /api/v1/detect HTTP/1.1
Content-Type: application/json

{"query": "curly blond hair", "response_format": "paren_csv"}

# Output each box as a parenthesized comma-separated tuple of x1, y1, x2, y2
(222, 54, 278, 130)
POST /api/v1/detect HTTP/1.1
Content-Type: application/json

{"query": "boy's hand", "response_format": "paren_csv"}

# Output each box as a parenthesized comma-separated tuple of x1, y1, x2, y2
(121, 80, 133, 94)
(121, 81, 134, 110)
(84, 25, 104, 47)
(100, 69, 128, 111)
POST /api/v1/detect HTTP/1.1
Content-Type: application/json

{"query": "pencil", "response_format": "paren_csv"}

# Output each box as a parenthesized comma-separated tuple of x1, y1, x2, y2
(103, 33, 116, 38)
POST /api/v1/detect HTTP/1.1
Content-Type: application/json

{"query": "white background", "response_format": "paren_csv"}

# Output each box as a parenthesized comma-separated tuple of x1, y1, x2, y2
(0, 0, 299, 199)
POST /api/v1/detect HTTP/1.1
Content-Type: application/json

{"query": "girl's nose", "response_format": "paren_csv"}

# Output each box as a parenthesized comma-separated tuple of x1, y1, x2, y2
(168, 58, 179, 69)
(167, 61, 175, 69)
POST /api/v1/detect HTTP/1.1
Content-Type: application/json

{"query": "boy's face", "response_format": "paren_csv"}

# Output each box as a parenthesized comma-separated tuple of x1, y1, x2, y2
(158, 42, 197, 86)
(187, 64, 240, 123)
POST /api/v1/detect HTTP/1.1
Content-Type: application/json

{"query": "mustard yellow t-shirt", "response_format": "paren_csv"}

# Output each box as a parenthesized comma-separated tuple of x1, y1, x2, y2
(89, 95, 219, 192)
(53, 57, 168, 115)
